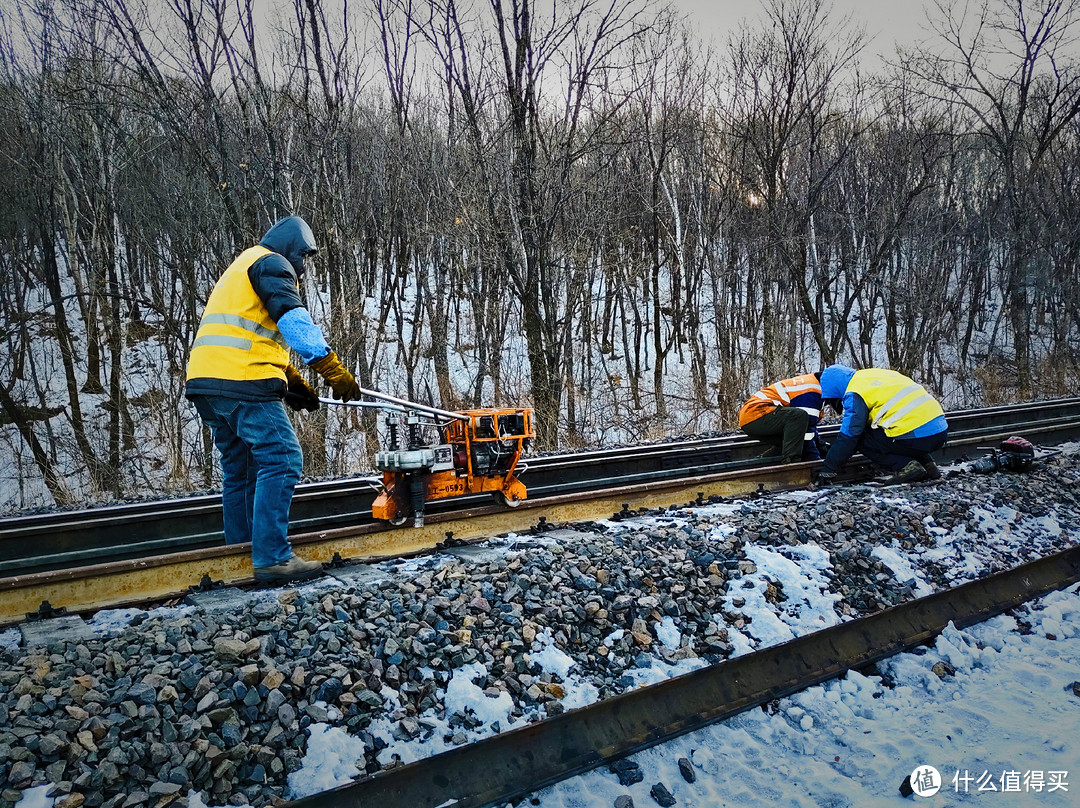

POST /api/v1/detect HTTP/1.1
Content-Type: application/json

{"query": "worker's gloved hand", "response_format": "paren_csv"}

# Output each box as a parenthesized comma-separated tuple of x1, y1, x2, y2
(309, 350, 361, 402)
(814, 468, 839, 485)
(284, 364, 320, 412)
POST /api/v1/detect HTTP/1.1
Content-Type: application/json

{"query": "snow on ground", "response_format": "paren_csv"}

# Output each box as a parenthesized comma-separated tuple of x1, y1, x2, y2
(86, 604, 197, 634)
(285, 722, 370, 798)
(0, 627, 21, 651)
(655, 616, 681, 649)
(723, 542, 845, 655)
(532, 584, 1080, 808)
(269, 576, 1080, 808)
(284, 476, 1080, 806)
(872, 545, 935, 598)
(532, 632, 580, 680)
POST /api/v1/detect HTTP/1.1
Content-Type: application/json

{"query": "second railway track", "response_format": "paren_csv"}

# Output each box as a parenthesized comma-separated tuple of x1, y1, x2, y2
(286, 544, 1080, 808)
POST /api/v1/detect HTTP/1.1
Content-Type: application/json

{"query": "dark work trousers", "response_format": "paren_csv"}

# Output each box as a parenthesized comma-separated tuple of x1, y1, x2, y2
(741, 407, 812, 462)
(857, 427, 948, 471)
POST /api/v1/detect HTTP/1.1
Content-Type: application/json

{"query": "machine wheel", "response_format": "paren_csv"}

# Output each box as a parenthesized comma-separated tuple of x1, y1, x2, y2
(389, 513, 409, 526)
(491, 490, 522, 508)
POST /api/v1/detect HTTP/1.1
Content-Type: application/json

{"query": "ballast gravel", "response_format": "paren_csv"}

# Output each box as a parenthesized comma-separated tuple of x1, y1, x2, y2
(0, 449, 1078, 808)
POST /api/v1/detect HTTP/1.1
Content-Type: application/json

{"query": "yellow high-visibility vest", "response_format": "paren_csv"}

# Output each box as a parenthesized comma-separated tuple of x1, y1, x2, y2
(186, 246, 289, 383)
(848, 369, 944, 436)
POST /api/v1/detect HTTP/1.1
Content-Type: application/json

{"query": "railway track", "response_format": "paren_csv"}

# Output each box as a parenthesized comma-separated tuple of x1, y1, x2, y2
(4, 397, 1080, 577)
(1, 399, 1078, 808)
(0, 398, 1078, 627)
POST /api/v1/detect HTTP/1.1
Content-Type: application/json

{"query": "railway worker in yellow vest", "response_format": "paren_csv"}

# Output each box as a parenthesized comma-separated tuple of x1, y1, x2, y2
(816, 364, 948, 485)
(738, 373, 824, 463)
(185, 216, 361, 583)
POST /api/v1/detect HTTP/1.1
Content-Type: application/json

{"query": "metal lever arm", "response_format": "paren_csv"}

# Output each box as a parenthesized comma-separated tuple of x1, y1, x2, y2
(317, 390, 465, 422)
(317, 397, 409, 414)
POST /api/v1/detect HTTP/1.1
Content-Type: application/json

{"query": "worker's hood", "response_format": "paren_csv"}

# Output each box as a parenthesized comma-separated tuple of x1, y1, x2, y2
(260, 216, 317, 276)
(819, 364, 856, 400)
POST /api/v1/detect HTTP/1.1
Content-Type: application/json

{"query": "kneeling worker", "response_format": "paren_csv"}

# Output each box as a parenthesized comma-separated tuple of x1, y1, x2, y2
(186, 215, 361, 583)
(739, 372, 824, 463)
(817, 364, 948, 484)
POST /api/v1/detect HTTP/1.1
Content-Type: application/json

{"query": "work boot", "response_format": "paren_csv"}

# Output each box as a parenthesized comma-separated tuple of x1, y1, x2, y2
(254, 554, 324, 584)
(923, 460, 941, 480)
(883, 460, 927, 485)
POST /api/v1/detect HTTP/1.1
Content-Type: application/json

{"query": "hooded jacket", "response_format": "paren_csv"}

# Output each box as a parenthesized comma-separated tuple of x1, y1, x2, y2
(251, 216, 315, 320)
(186, 216, 321, 400)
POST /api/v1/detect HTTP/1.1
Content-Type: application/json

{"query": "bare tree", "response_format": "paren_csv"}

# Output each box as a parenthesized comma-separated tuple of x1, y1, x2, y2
(4, 0, 1080, 512)
(721, 0, 867, 373)
(906, 0, 1080, 395)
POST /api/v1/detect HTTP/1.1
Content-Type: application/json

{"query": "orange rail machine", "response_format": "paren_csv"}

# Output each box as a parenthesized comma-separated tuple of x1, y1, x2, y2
(324, 389, 533, 527)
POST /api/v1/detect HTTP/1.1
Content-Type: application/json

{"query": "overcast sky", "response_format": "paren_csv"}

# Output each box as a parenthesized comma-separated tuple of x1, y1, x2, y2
(669, 0, 934, 62)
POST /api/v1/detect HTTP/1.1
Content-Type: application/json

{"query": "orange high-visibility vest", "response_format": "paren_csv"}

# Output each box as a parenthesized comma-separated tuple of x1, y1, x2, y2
(739, 373, 822, 427)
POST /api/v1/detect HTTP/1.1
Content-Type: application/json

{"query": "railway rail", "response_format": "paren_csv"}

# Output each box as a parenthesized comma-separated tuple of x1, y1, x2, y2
(4, 397, 1080, 575)
(0, 398, 1079, 626)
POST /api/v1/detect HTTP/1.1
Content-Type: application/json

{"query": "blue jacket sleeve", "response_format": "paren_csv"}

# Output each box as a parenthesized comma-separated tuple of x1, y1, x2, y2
(839, 391, 868, 439)
(821, 393, 869, 472)
(277, 308, 331, 364)
(249, 254, 304, 322)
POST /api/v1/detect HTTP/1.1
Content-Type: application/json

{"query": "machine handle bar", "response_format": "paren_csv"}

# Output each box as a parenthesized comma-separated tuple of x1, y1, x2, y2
(318, 391, 466, 422)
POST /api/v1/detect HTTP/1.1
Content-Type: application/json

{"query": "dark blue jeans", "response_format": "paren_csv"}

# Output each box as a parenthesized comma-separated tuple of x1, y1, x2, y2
(190, 395, 302, 568)
(858, 427, 948, 471)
